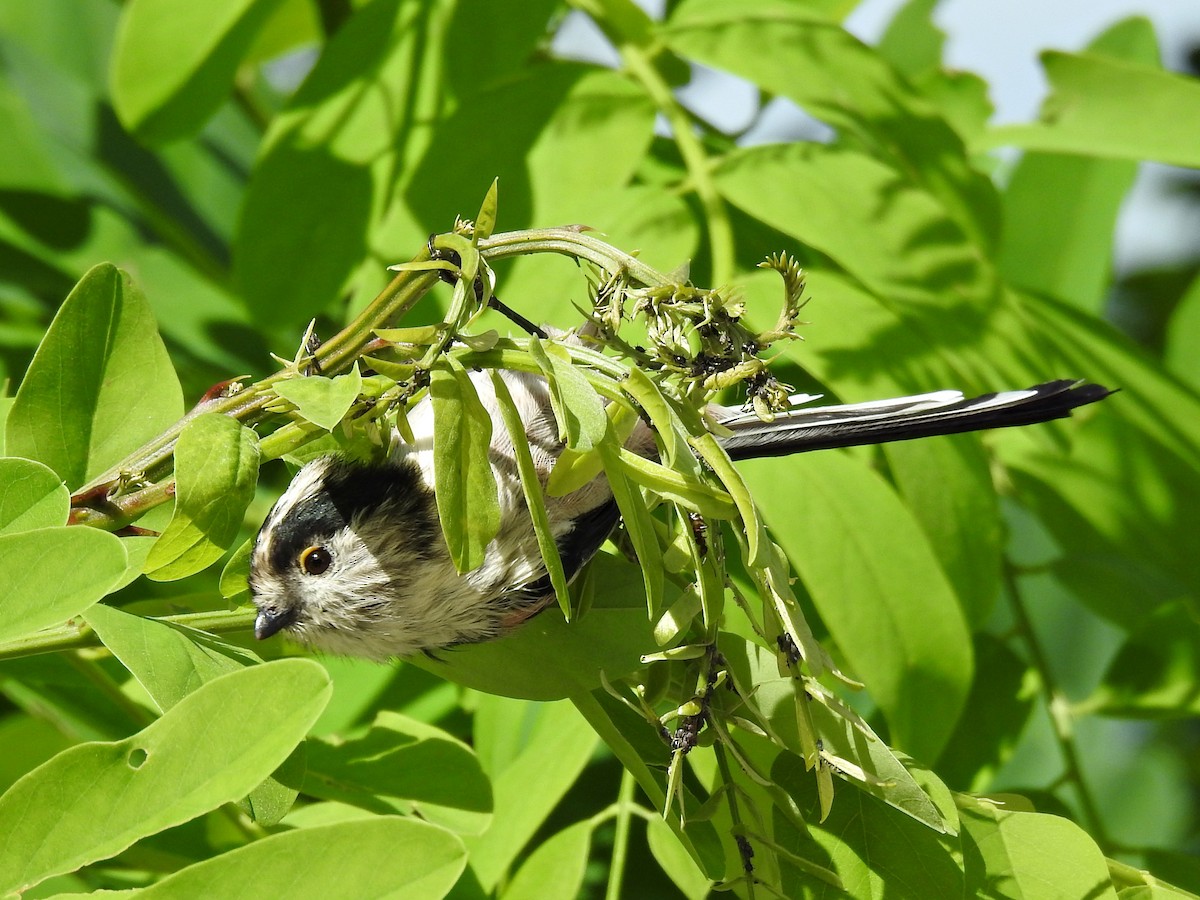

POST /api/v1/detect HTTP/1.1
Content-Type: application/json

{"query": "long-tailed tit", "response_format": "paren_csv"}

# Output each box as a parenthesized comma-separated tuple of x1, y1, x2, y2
(249, 370, 1109, 659)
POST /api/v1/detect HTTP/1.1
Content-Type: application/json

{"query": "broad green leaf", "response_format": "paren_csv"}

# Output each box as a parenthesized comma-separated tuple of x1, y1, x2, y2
(490, 370, 571, 618)
(715, 143, 993, 313)
(111, 0, 286, 142)
(145, 413, 260, 580)
(0, 715, 73, 798)
(1003, 414, 1200, 630)
(980, 52, 1200, 167)
(1164, 270, 1200, 392)
(7, 264, 184, 489)
(0, 458, 68, 534)
(884, 435, 1001, 627)
(0, 659, 331, 896)
(876, 0, 944, 78)
(273, 364, 364, 432)
(646, 815, 711, 899)
(84, 602, 260, 714)
(771, 746, 962, 896)
(236, 0, 456, 329)
(464, 701, 598, 891)
(0, 526, 126, 644)
(998, 149, 1137, 309)
(493, 186, 699, 331)
(959, 798, 1118, 899)
(407, 67, 655, 244)
(936, 635, 1036, 791)
(0, 81, 69, 194)
(997, 18, 1158, 310)
(527, 337, 608, 452)
(129, 818, 465, 900)
(503, 820, 592, 900)
(219, 536, 253, 601)
(741, 450, 973, 763)
(1087, 605, 1200, 718)
(663, 0, 999, 247)
(304, 711, 492, 834)
(715, 148, 1041, 398)
(429, 360, 500, 573)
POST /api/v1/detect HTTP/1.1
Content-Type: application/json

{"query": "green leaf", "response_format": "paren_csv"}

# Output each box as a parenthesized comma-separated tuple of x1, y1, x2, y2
(110, 0, 286, 142)
(771, 746, 963, 896)
(145, 413, 260, 581)
(474, 177, 499, 242)
(936, 635, 1036, 791)
(0, 526, 127, 644)
(527, 337, 608, 452)
(464, 701, 597, 891)
(490, 370, 571, 619)
(429, 360, 500, 573)
(84, 602, 260, 714)
(273, 364, 364, 432)
(741, 450, 973, 763)
(646, 815, 712, 898)
(715, 142, 993, 314)
(0, 658, 331, 896)
(236, 0, 456, 329)
(0, 458, 68, 534)
(884, 435, 1001, 627)
(1165, 270, 1200, 392)
(407, 67, 655, 243)
(980, 51, 1200, 167)
(996, 18, 1158, 310)
(1087, 604, 1200, 719)
(304, 711, 492, 833)
(129, 817, 465, 899)
(959, 798, 1118, 899)
(0, 80, 69, 194)
(6, 264, 184, 489)
(502, 820, 592, 900)
(663, 0, 998, 247)
(876, 0, 944, 78)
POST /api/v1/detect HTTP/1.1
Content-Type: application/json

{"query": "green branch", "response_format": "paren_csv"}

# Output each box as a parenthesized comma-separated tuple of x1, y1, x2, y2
(1003, 561, 1111, 850)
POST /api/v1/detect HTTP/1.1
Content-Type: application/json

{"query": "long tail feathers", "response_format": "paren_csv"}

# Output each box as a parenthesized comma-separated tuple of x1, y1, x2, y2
(716, 380, 1113, 461)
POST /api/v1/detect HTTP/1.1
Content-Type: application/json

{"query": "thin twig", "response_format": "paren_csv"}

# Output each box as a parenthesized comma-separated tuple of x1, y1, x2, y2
(1003, 561, 1111, 850)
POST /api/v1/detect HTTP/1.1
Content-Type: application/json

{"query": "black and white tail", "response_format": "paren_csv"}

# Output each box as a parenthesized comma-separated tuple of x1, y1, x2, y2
(716, 380, 1113, 461)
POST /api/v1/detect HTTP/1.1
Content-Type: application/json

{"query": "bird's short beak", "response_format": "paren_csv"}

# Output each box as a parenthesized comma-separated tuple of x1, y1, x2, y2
(254, 608, 296, 640)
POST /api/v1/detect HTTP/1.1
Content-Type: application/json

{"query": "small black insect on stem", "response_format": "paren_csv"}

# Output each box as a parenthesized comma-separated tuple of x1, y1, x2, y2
(776, 632, 801, 667)
(736, 834, 755, 874)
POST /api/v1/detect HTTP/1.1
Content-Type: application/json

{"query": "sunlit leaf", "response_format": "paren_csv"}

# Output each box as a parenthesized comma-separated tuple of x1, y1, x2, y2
(0, 659, 331, 896)
(6, 264, 184, 489)
(429, 360, 500, 572)
(144, 413, 260, 580)
(0, 458, 68, 534)
(0, 526, 126, 645)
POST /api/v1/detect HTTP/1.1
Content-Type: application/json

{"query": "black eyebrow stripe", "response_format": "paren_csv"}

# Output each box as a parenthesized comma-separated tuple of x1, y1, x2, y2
(260, 458, 431, 574)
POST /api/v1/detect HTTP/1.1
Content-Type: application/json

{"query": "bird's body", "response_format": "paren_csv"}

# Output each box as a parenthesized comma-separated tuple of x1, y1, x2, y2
(249, 368, 1109, 659)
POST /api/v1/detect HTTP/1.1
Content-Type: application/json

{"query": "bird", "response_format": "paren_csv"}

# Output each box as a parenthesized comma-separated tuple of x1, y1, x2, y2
(248, 370, 1109, 660)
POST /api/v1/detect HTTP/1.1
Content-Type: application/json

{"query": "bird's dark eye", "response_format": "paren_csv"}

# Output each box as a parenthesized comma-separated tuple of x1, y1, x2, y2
(298, 546, 332, 575)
